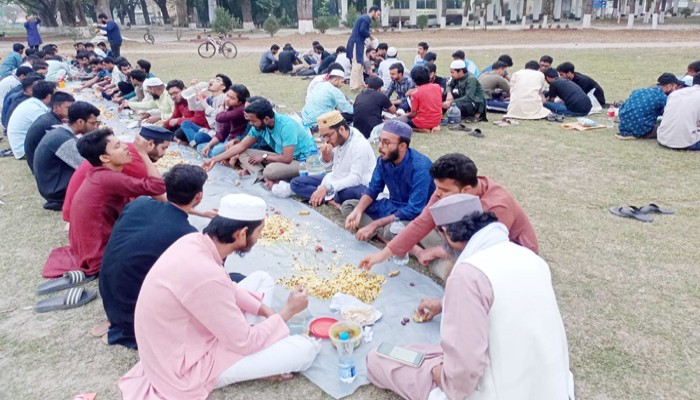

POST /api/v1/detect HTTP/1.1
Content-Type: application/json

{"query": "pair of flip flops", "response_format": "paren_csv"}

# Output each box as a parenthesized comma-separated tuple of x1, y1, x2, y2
(447, 123, 484, 138)
(0, 148, 14, 157)
(546, 113, 565, 123)
(34, 270, 98, 313)
(493, 118, 519, 127)
(608, 203, 674, 223)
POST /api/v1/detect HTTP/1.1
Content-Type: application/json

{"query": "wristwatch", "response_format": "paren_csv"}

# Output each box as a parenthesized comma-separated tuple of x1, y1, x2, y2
(262, 153, 268, 161)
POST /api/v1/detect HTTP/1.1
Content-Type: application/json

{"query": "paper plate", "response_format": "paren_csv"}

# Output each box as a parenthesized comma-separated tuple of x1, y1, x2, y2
(309, 317, 338, 338)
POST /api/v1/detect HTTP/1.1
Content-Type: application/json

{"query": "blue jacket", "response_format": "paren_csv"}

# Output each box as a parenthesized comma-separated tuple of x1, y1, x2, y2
(25, 19, 42, 46)
(99, 20, 122, 45)
(351, 15, 371, 40)
(364, 148, 435, 221)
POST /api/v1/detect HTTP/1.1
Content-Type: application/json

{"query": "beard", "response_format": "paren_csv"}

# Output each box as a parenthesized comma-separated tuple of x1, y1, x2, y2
(235, 236, 257, 257)
(381, 148, 400, 162)
(152, 93, 160, 100)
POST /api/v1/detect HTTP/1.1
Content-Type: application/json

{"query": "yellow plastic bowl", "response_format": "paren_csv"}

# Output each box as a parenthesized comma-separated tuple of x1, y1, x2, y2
(329, 320, 363, 349)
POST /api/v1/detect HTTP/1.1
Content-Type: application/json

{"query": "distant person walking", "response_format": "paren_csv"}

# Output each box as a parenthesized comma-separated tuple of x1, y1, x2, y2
(24, 15, 43, 50)
(97, 13, 122, 58)
(346, 6, 381, 90)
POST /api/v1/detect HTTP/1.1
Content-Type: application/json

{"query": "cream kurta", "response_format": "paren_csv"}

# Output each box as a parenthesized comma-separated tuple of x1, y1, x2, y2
(505, 69, 551, 120)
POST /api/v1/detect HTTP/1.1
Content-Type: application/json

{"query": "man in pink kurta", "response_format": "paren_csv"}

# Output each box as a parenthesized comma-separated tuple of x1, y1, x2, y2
(360, 153, 538, 279)
(119, 193, 319, 400)
(366, 194, 574, 400)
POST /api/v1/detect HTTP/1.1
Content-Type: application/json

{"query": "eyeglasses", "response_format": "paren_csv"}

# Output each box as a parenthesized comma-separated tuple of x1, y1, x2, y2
(378, 138, 400, 147)
(319, 128, 338, 140)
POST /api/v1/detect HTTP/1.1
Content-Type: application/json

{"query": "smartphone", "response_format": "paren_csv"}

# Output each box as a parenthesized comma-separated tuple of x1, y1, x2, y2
(375, 342, 425, 368)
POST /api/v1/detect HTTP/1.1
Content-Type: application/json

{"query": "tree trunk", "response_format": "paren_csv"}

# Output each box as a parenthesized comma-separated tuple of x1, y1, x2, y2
(127, 3, 137, 25)
(75, 0, 88, 25)
(59, 0, 77, 26)
(297, 0, 314, 34)
(95, 0, 112, 19)
(242, 0, 254, 30)
(175, 0, 188, 26)
(140, 0, 151, 24)
(522, 0, 528, 21)
(154, 0, 171, 24)
(612, 0, 619, 17)
(627, 0, 635, 27)
(461, 0, 469, 27)
(582, 0, 592, 26)
(440, 0, 447, 27)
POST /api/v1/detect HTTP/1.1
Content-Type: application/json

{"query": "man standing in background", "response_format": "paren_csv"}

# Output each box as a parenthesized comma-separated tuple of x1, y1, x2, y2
(97, 13, 122, 58)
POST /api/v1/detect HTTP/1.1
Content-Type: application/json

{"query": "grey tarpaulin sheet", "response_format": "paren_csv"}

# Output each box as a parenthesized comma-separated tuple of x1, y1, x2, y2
(78, 89, 444, 399)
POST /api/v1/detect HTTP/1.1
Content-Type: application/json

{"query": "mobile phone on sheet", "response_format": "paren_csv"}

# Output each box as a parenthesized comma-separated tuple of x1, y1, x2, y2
(375, 342, 425, 368)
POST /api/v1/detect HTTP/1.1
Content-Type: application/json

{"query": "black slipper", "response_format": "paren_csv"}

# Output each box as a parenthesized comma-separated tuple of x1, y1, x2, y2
(609, 206, 653, 222)
(469, 129, 484, 138)
(0, 149, 14, 157)
(639, 203, 674, 215)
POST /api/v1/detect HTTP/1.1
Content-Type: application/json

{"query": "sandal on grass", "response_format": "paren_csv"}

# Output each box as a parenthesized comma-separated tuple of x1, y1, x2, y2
(608, 206, 653, 223)
(546, 113, 564, 123)
(470, 129, 485, 138)
(36, 270, 96, 295)
(34, 287, 97, 313)
(447, 123, 473, 133)
(639, 203, 674, 215)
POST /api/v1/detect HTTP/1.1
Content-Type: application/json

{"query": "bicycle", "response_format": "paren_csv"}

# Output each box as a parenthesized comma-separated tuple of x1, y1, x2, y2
(143, 27, 155, 44)
(198, 35, 237, 59)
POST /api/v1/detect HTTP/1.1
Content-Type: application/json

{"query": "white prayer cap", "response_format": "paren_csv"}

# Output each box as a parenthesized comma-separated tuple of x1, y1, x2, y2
(143, 77, 164, 87)
(429, 194, 483, 227)
(449, 60, 467, 70)
(386, 47, 398, 57)
(329, 69, 345, 78)
(218, 194, 267, 221)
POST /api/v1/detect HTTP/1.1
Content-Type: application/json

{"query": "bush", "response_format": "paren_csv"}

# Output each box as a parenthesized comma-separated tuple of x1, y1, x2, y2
(343, 5, 359, 28)
(263, 15, 280, 37)
(315, 18, 330, 33)
(211, 7, 241, 35)
(416, 15, 428, 30)
(680, 7, 692, 18)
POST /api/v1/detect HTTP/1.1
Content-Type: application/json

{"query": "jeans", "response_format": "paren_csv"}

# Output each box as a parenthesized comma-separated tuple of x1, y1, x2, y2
(290, 174, 367, 203)
(303, 55, 316, 65)
(261, 62, 278, 73)
(544, 102, 588, 117)
(486, 98, 509, 113)
(181, 120, 212, 145)
(197, 140, 228, 158)
(687, 140, 700, 151)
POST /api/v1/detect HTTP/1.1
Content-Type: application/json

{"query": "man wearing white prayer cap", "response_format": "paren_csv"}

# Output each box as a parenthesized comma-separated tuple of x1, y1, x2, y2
(120, 193, 320, 399)
(122, 76, 175, 124)
(367, 193, 575, 400)
(443, 57, 487, 123)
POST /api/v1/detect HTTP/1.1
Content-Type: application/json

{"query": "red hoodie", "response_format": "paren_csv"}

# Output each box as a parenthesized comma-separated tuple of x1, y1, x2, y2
(165, 99, 209, 129)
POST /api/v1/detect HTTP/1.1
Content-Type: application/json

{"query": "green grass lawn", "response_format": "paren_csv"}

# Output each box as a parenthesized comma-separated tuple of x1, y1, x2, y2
(1, 44, 699, 399)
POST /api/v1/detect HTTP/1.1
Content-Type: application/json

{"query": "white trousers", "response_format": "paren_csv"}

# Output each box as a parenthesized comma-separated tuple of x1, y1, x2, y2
(215, 271, 321, 388)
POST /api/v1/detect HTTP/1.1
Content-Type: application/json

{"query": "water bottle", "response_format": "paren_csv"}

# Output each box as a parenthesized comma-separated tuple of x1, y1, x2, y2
(606, 105, 615, 128)
(447, 104, 461, 124)
(389, 220, 409, 265)
(298, 157, 308, 177)
(306, 147, 326, 176)
(337, 331, 357, 383)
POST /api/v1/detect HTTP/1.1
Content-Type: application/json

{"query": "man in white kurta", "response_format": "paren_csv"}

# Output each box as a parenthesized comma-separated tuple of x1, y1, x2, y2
(505, 62, 551, 120)
(119, 194, 320, 400)
(366, 194, 574, 400)
(290, 110, 376, 207)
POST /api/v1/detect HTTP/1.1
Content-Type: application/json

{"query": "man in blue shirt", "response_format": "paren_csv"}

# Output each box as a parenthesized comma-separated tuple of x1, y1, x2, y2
(343, 119, 435, 242)
(618, 73, 683, 139)
(24, 15, 42, 50)
(0, 43, 25, 79)
(97, 13, 122, 58)
(98, 164, 209, 349)
(346, 6, 381, 65)
(203, 98, 314, 189)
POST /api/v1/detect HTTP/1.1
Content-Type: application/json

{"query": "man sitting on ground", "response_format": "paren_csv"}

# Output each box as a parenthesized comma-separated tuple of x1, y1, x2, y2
(291, 111, 376, 208)
(679, 60, 699, 87)
(343, 120, 434, 242)
(0, 66, 32, 105)
(618, 73, 683, 139)
(121, 77, 174, 124)
(481, 54, 513, 80)
(119, 194, 320, 399)
(413, 42, 429, 67)
(543, 68, 592, 117)
(2, 73, 45, 130)
(352, 77, 396, 138)
(98, 165, 210, 349)
(384, 63, 415, 112)
(174, 74, 232, 148)
(451, 50, 479, 78)
(443, 60, 486, 123)
(426, 64, 447, 98)
(539, 55, 553, 73)
(0, 43, 25, 79)
(7, 80, 56, 159)
(32, 102, 100, 210)
(61, 125, 172, 223)
(164, 79, 208, 132)
(397, 66, 442, 132)
(203, 98, 314, 189)
(25, 91, 75, 172)
(366, 194, 574, 400)
(359, 153, 539, 279)
(260, 44, 280, 73)
(557, 61, 606, 106)
(199, 84, 250, 158)
(657, 75, 700, 150)
(505, 60, 551, 120)
(278, 44, 307, 75)
(302, 70, 354, 127)
(378, 47, 404, 90)
(306, 63, 344, 101)
(478, 61, 511, 113)
(64, 129, 166, 277)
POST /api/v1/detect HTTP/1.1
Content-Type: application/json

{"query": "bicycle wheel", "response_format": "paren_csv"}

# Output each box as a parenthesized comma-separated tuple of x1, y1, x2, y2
(144, 33, 155, 44)
(221, 41, 238, 59)
(198, 42, 216, 58)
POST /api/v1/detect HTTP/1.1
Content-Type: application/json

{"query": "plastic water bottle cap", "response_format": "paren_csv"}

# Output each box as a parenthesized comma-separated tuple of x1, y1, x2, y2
(339, 331, 349, 341)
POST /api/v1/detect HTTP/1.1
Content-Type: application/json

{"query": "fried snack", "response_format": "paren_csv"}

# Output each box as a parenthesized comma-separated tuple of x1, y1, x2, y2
(388, 269, 400, 277)
(278, 263, 386, 304)
(298, 210, 310, 215)
(156, 150, 186, 170)
(412, 311, 428, 323)
(259, 214, 310, 246)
